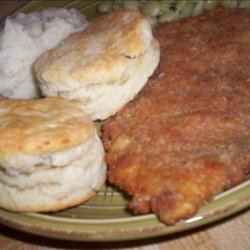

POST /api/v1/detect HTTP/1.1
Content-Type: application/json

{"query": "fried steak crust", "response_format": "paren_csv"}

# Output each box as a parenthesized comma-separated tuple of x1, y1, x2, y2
(102, 9, 250, 225)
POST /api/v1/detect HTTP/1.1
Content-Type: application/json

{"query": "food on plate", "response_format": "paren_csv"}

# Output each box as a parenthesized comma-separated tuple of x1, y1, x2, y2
(97, 0, 248, 27)
(34, 9, 160, 121)
(0, 97, 106, 212)
(0, 8, 89, 99)
(102, 9, 250, 225)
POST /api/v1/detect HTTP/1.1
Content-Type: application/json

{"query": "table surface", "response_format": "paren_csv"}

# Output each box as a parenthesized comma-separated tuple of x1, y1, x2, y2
(0, 1, 249, 249)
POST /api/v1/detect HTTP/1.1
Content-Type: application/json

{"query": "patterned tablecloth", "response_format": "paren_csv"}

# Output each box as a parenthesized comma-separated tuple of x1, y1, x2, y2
(0, 1, 249, 249)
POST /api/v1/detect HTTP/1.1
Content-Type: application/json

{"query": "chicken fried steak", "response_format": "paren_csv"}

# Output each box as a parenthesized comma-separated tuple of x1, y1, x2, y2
(102, 9, 250, 225)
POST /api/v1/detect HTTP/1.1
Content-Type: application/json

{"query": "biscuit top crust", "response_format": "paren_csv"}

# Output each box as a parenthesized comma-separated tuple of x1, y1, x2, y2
(34, 9, 153, 87)
(0, 97, 94, 157)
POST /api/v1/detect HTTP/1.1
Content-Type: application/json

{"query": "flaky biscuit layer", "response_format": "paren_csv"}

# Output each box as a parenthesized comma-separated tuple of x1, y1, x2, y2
(0, 97, 93, 159)
(0, 133, 106, 212)
(34, 9, 160, 120)
(34, 9, 153, 87)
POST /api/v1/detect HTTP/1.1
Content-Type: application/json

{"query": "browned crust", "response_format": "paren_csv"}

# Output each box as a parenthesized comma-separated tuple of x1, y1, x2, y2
(102, 9, 250, 225)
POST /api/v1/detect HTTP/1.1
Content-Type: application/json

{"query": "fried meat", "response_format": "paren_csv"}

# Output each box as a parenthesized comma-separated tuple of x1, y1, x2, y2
(102, 9, 250, 225)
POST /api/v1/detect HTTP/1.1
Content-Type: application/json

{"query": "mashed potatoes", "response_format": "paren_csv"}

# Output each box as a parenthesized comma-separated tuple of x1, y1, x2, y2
(0, 8, 89, 99)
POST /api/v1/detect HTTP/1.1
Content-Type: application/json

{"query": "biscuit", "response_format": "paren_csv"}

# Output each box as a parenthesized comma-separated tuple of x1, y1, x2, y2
(0, 97, 106, 212)
(34, 9, 160, 120)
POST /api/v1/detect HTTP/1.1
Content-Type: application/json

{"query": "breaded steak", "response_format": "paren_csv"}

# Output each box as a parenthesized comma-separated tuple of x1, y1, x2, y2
(102, 9, 250, 225)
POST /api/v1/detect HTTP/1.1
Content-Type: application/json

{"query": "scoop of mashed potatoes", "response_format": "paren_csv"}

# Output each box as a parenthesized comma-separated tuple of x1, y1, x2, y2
(0, 8, 89, 99)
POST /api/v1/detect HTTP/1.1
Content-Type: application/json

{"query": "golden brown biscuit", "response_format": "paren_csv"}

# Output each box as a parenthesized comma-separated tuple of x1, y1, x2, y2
(0, 97, 106, 212)
(34, 9, 160, 120)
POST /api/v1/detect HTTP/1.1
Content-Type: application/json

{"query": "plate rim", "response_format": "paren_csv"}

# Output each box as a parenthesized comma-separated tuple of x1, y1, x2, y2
(0, 179, 249, 242)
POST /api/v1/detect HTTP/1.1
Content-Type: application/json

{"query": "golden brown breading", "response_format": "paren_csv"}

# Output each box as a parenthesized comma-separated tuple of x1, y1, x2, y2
(102, 9, 250, 225)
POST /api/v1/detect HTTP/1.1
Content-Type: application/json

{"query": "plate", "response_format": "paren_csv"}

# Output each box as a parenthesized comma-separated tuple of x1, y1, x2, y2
(0, 179, 249, 242)
(0, 0, 250, 242)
